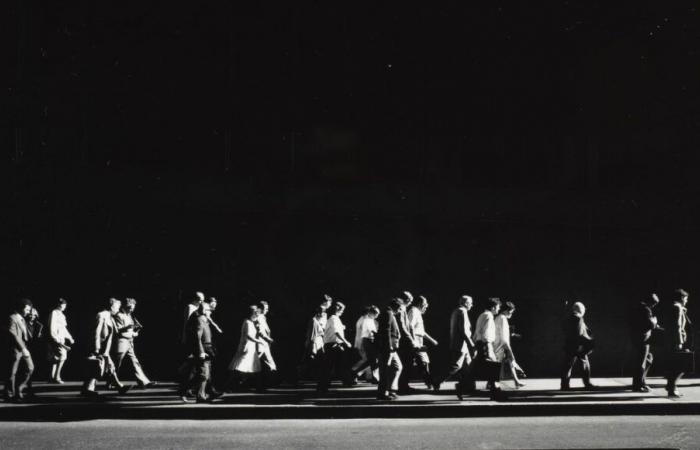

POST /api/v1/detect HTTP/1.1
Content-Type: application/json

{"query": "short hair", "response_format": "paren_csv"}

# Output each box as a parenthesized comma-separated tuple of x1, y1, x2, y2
(368, 305, 380, 316)
(108, 298, 121, 307)
(207, 297, 217, 304)
(416, 295, 429, 309)
(459, 295, 472, 306)
(125, 298, 137, 307)
(389, 298, 403, 311)
(675, 288, 689, 301)
(57, 298, 68, 307)
(247, 304, 259, 316)
(329, 301, 345, 315)
(486, 297, 502, 310)
(258, 300, 269, 309)
(572, 301, 586, 315)
(501, 301, 516, 313)
(314, 306, 325, 315)
(15, 298, 32, 312)
(399, 291, 414, 304)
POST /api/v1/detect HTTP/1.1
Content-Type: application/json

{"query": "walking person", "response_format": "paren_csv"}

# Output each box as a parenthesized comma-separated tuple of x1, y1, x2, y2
(396, 291, 419, 394)
(317, 302, 352, 392)
(4, 299, 35, 402)
(494, 301, 526, 388)
(351, 306, 379, 382)
(376, 298, 403, 400)
(560, 301, 596, 391)
(666, 289, 691, 398)
(405, 296, 438, 390)
(433, 295, 475, 393)
(630, 293, 661, 392)
(255, 301, 277, 389)
(228, 305, 265, 392)
(468, 297, 504, 400)
(81, 298, 131, 398)
(179, 302, 221, 403)
(47, 298, 75, 384)
(298, 307, 326, 383)
(114, 298, 156, 388)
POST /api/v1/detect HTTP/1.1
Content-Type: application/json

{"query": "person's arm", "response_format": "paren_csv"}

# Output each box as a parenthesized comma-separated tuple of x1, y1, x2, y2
(94, 314, 105, 354)
(246, 322, 264, 344)
(8, 318, 28, 353)
(196, 317, 206, 358)
(49, 311, 62, 344)
(674, 306, 684, 349)
(423, 331, 438, 346)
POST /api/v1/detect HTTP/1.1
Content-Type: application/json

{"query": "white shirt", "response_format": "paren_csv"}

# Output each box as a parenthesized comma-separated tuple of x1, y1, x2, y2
(473, 310, 496, 343)
(354, 315, 377, 348)
(407, 306, 425, 347)
(49, 309, 73, 344)
(323, 315, 346, 344)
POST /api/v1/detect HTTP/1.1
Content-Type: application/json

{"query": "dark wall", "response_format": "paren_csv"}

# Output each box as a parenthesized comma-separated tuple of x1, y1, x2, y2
(3, 1, 700, 380)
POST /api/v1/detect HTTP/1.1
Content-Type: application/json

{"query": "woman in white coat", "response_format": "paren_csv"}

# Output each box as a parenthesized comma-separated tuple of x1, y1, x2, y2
(494, 301, 526, 388)
(228, 305, 265, 391)
(47, 298, 75, 383)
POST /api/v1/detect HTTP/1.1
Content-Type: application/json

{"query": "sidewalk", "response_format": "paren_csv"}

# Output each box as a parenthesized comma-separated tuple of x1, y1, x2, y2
(1, 377, 699, 421)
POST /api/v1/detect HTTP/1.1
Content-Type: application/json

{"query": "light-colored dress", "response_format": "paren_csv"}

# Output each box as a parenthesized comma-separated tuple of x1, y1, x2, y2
(494, 314, 512, 363)
(256, 315, 277, 371)
(47, 309, 73, 362)
(229, 319, 261, 373)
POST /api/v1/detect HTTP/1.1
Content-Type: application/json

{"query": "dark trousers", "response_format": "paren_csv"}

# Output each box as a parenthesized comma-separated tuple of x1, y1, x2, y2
(436, 348, 471, 387)
(179, 357, 212, 399)
(466, 342, 499, 392)
(632, 343, 653, 389)
(377, 351, 402, 394)
(397, 346, 430, 390)
(561, 352, 591, 388)
(317, 344, 350, 390)
(665, 350, 689, 393)
(5, 350, 34, 398)
(351, 338, 378, 377)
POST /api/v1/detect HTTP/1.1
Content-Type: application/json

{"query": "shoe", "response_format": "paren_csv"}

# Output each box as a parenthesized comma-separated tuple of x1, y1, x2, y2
(398, 387, 418, 395)
(584, 383, 597, 390)
(196, 397, 213, 404)
(180, 395, 192, 403)
(432, 382, 441, 392)
(633, 385, 650, 393)
(560, 385, 571, 391)
(117, 385, 132, 395)
(81, 389, 100, 399)
(515, 381, 526, 389)
(388, 392, 399, 399)
(376, 394, 394, 401)
(456, 391, 464, 401)
(668, 390, 682, 398)
(209, 390, 224, 400)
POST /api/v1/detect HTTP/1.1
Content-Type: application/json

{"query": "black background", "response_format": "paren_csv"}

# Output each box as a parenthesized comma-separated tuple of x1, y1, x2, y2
(3, 1, 699, 381)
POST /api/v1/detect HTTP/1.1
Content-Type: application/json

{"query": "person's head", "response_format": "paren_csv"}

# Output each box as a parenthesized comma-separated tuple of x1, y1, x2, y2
(193, 291, 205, 305)
(388, 298, 403, 312)
(459, 295, 473, 310)
(500, 301, 516, 318)
(329, 301, 345, 316)
(124, 298, 137, 313)
(207, 297, 218, 311)
(29, 308, 39, 322)
(572, 301, 586, 316)
(247, 304, 259, 320)
(416, 295, 429, 313)
(15, 298, 33, 317)
(644, 293, 660, 308)
(321, 294, 333, 310)
(56, 298, 68, 312)
(675, 288, 689, 306)
(400, 291, 414, 306)
(258, 300, 269, 315)
(368, 305, 380, 319)
(314, 306, 325, 319)
(486, 297, 502, 314)
(108, 298, 121, 315)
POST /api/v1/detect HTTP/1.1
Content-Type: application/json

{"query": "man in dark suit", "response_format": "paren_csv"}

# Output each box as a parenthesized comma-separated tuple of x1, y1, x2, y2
(179, 302, 221, 403)
(433, 295, 474, 393)
(561, 301, 596, 390)
(376, 298, 403, 400)
(4, 299, 34, 402)
(630, 293, 660, 392)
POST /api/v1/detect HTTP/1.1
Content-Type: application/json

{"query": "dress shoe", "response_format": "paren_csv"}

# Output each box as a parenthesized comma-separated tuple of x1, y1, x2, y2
(668, 389, 683, 398)
(584, 383, 597, 390)
(81, 389, 100, 399)
(432, 382, 442, 392)
(376, 393, 394, 401)
(180, 396, 193, 403)
(388, 392, 399, 399)
(117, 385, 132, 395)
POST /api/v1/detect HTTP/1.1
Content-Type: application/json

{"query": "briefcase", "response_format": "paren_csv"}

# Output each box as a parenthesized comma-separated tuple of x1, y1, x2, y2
(671, 350, 695, 374)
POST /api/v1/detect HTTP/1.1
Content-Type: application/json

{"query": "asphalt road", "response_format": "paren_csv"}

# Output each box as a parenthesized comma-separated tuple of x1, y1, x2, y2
(1, 416, 698, 449)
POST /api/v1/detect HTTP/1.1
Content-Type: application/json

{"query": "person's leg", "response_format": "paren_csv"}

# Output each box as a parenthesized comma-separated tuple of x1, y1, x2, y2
(16, 354, 34, 398)
(389, 352, 403, 394)
(560, 354, 576, 389)
(127, 344, 151, 385)
(196, 360, 211, 401)
(415, 350, 431, 388)
(397, 346, 412, 391)
(434, 350, 465, 390)
(580, 355, 593, 387)
(377, 353, 389, 396)
(5, 351, 22, 399)
(641, 346, 653, 388)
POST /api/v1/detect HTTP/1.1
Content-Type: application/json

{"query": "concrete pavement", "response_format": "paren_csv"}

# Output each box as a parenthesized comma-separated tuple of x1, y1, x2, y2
(2, 377, 699, 420)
